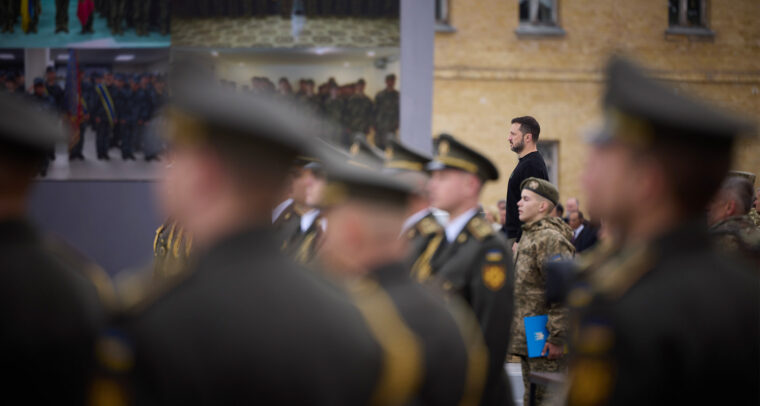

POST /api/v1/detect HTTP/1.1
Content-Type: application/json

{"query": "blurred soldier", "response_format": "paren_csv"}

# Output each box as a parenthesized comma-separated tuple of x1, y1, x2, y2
(135, 74, 154, 156)
(112, 74, 130, 158)
(91, 79, 386, 405)
(77, 0, 95, 34)
(92, 71, 116, 160)
(0, 92, 106, 404)
(383, 139, 443, 270)
(30, 78, 57, 175)
(510, 177, 574, 406)
(346, 79, 373, 141)
(3, 73, 17, 92)
(319, 156, 489, 406)
(707, 175, 760, 265)
(374, 73, 399, 149)
(55, 0, 69, 33)
(273, 157, 314, 248)
(422, 133, 515, 406)
(109, 0, 127, 34)
(133, 0, 152, 36)
(20, 0, 41, 34)
(44, 67, 65, 112)
(565, 57, 758, 406)
(323, 85, 345, 144)
(1, 1, 14, 33)
(283, 159, 326, 264)
(144, 75, 166, 161)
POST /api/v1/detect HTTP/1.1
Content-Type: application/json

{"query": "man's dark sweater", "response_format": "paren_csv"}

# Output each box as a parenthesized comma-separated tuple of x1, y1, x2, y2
(502, 151, 548, 241)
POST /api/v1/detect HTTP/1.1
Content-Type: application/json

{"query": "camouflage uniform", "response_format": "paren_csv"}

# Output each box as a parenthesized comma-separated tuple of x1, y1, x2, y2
(346, 93, 373, 135)
(511, 216, 574, 406)
(373, 87, 400, 149)
(748, 208, 760, 227)
(709, 215, 760, 267)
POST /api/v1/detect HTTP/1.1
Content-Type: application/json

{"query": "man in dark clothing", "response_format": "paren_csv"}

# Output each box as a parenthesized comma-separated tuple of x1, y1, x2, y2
(0, 91, 105, 405)
(44, 67, 65, 112)
(568, 211, 598, 253)
(502, 115, 548, 249)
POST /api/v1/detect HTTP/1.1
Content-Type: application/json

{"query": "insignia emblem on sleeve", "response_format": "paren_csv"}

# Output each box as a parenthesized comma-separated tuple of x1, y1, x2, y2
(482, 264, 506, 291)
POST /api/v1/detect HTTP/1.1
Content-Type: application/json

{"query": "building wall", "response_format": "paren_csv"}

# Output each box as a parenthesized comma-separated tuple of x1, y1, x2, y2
(432, 0, 760, 211)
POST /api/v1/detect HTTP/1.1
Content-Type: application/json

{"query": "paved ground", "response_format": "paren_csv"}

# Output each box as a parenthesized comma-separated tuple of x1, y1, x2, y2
(1, 0, 169, 48)
(172, 15, 398, 48)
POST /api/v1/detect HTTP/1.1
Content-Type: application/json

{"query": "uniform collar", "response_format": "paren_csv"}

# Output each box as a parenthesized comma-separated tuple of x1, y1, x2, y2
(272, 198, 293, 223)
(445, 207, 479, 243)
(301, 209, 321, 233)
(401, 208, 431, 235)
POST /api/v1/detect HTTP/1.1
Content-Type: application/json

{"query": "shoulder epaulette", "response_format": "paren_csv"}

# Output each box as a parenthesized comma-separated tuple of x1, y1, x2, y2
(417, 216, 442, 236)
(467, 216, 494, 241)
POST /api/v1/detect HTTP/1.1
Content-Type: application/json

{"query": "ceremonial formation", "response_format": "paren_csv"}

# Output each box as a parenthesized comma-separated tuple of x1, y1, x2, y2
(1, 51, 759, 406)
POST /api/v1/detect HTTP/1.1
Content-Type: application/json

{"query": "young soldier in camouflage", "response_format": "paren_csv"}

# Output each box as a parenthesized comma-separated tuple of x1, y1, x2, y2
(373, 73, 399, 149)
(510, 177, 574, 406)
(707, 176, 760, 267)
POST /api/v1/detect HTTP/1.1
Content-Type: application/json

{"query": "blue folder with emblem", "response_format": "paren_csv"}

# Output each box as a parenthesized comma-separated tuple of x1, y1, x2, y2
(524, 315, 549, 358)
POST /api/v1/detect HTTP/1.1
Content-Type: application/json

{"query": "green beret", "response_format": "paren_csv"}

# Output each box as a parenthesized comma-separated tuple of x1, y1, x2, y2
(520, 177, 559, 206)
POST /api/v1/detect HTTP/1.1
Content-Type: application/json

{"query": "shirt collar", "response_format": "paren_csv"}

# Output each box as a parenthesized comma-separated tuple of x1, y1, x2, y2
(574, 223, 585, 239)
(445, 208, 479, 243)
(401, 208, 431, 235)
(272, 198, 293, 223)
(301, 209, 321, 232)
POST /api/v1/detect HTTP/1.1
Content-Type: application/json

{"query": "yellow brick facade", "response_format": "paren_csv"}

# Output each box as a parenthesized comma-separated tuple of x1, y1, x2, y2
(432, 0, 760, 210)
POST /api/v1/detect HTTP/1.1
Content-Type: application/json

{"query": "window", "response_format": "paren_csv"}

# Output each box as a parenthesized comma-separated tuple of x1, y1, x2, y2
(537, 140, 559, 186)
(666, 0, 713, 36)
(435, 0, 455, 32)
(516, 0, 565, 37)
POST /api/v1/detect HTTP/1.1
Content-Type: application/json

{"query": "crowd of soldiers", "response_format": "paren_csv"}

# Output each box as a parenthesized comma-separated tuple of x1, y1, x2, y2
(227, 73, 400, 149)
(0, 0, 169, 36)
(1, 67, 167, 163)
(1, 55, 758, 406)
(174, 0, 400, 18)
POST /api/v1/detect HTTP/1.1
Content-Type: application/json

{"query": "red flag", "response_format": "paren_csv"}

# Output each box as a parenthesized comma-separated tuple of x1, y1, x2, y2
(77, 0, 95, 27)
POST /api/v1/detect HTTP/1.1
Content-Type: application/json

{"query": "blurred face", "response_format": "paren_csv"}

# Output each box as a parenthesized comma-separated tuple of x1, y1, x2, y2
(141, 77, 150, 88)
(566, 198, 579, 213)
(46, 71, 56, 82)
(305, 173, 325, 208)
(34, 85, 45, 96)
(508, 123, 526, 153)
(581, 144, 640, 230)
(427, 169, 474, 213)
(386, 77, 395, 88)
(569, 212, 582, 230)
(356, 83, 365, 93)
(498, 201, 507, 225)
(290, 168, 312, 205)
(517, 189, 548, 224)
(104, 74, 113, 85)
(5, 80, 15, 91)
(158, 146, 202, 229)
(320, 204, 361, 275)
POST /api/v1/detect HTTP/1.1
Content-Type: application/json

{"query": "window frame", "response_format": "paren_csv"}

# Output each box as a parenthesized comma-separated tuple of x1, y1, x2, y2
(665, 0, 714, 37)
(515, 0, 565, 37)
(537, 140, 559, 187)
(435, 0, 456, 33)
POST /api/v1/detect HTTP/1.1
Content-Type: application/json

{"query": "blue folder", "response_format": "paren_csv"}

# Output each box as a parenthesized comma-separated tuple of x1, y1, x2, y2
(524, 315, 549, 358)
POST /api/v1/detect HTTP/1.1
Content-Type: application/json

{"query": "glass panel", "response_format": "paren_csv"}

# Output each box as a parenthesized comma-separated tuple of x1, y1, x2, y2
(668, 0, 680, 26)
(686, 0, 702, 26)
(537, 0, 554, 24)
(519, 0, 530, 22)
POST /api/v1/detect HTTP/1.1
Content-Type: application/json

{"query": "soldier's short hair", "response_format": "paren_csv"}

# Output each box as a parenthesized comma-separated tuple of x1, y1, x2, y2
(511, 116, 541, 142)
(356, 78, 366, 86)
(386, 74, 396, 81)
(720, 177, 754, 215)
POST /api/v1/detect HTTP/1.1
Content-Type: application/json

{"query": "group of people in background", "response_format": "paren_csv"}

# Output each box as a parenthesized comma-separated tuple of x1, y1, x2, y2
(0, 0, 169, 36)
(223, 73, 400, 149)
(0, 67, 167, 166)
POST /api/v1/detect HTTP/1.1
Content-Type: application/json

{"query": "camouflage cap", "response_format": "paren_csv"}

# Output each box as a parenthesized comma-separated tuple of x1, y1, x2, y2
(727, 171, 756, 187)
(427, 133, 499, 182)
(520, 177, 559, 206)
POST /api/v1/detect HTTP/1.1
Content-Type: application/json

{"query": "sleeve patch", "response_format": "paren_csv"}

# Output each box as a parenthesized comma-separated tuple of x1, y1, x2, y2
(482, 264, 506, 291)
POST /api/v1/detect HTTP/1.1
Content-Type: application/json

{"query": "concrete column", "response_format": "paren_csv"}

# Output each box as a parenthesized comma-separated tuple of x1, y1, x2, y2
(24, 48, 51, 91)
(400, 0, 435, 154)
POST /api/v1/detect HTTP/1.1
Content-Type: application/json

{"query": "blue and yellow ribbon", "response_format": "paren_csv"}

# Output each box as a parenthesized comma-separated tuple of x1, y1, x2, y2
(96, 83, 116, 128)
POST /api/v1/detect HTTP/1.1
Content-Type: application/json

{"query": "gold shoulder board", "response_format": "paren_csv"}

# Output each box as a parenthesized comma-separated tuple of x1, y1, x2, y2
(468, 216, 494, 241)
